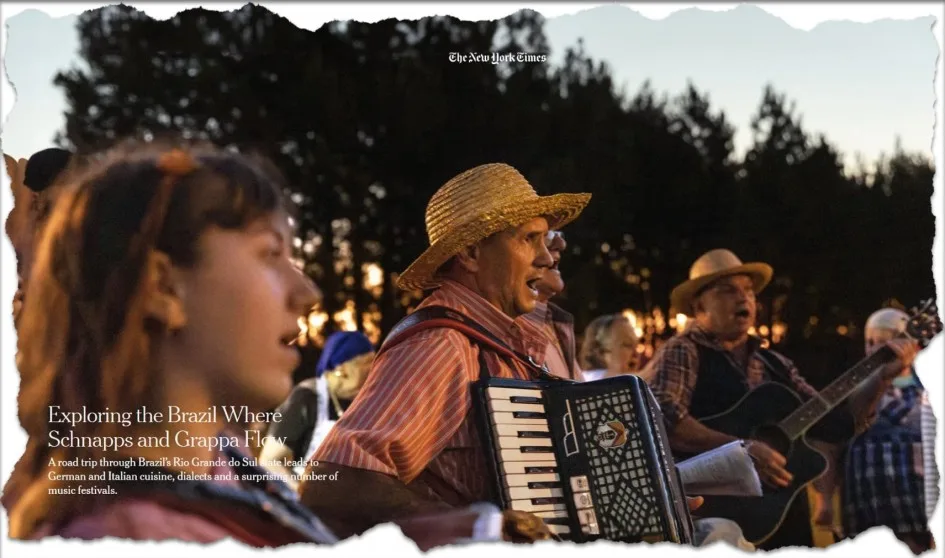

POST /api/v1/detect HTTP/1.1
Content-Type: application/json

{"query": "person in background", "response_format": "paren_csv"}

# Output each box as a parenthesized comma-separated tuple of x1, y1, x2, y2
(839, 308, 937, 555)
(526, 230, 581, 378)
(579, 313, 641, 382)
(260, 331, 375, 487)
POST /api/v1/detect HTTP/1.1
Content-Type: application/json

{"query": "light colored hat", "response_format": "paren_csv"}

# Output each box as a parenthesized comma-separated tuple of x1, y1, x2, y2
(670, 249, 773, 314)
(396, 163, 591, 292)
(865, 308, 909, 333)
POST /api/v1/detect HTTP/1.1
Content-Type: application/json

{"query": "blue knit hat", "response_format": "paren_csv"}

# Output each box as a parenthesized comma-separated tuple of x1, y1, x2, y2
(316, 331, 374, 377)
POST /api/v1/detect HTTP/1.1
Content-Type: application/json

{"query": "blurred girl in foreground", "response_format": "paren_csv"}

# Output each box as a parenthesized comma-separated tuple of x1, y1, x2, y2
(2, 140, 334, 545)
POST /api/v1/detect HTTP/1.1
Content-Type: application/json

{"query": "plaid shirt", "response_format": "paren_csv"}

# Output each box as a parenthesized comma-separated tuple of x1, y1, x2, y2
(314, 280, 572, 505)
(843, 377, 935, 538)
(643, 322, 818, 427)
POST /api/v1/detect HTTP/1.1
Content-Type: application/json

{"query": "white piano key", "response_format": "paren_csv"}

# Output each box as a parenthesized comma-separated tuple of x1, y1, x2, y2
(507, 486, 564, 500)
(499, 448, 557, 462)
(500, 462, 558, 475)
(487, 400, 546, 414)
(496, 436, 552, 449)
(487, 387, 544, 400)
(494, 423, 550, 437)
(509, 500, 568, 513)
(503, 473, 560, 487)
(490, 412, 548, 425)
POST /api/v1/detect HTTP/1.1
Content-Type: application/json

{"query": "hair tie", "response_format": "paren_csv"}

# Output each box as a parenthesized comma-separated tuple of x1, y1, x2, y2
(156, 149, 199, 176)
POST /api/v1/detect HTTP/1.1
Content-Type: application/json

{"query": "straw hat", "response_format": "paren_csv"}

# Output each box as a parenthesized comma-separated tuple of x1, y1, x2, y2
(396, 163, 591, 292)
(670, 249, 773, 315)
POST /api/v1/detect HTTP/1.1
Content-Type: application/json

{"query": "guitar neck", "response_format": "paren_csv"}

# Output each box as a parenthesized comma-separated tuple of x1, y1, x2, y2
(778, 345, 897, 441)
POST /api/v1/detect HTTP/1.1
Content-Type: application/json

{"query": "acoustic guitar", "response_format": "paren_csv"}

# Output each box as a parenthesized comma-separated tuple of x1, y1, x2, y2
(692, 299, 942, 545)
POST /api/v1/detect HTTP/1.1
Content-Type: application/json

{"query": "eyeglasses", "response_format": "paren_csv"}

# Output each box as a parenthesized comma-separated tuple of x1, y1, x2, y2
(546, 231, 565, 244)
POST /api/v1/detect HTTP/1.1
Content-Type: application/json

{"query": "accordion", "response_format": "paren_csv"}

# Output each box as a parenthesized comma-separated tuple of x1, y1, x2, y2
(473, 373, 694, 544)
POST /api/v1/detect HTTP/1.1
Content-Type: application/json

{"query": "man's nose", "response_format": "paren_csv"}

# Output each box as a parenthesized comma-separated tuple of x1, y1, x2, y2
(535, 238, 554, 268)
(547, 231, 566, 253)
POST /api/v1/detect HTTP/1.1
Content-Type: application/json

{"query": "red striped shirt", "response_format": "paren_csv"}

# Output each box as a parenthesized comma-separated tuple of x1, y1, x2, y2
(314, 280, 570, 504)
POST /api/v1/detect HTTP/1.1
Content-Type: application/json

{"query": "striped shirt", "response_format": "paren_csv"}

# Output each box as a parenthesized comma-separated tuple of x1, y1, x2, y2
(523, 301, 580, 379)
(314, 279, 571, 505)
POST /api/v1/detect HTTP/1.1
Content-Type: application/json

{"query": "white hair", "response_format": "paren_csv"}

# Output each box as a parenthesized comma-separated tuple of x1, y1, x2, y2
(865, 308, 909, 332)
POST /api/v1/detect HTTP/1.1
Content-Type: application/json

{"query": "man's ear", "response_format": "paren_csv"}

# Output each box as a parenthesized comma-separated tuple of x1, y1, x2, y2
(143, 250, 187, 331)
(690, 295, 705, 317)
(453, 244, 482, 274)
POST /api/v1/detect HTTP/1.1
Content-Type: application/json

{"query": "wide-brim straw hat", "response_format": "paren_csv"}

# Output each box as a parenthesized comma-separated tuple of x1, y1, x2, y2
(396, 163, 591, 292)
(670, 249, 773, 315)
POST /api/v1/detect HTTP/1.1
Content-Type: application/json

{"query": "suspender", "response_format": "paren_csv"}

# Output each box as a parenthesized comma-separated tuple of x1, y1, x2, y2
(379, 306, 573, 384)
(754, 348, 794, 387)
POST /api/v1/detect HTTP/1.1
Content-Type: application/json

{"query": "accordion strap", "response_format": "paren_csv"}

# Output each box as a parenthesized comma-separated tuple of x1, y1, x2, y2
(379, 306, 566, 383)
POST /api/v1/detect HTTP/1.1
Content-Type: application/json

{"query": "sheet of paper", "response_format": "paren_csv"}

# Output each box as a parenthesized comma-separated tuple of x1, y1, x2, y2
(677, 440, 763, 497)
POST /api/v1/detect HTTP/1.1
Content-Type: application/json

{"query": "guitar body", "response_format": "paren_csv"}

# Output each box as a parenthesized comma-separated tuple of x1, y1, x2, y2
(690, 382, 828, 546)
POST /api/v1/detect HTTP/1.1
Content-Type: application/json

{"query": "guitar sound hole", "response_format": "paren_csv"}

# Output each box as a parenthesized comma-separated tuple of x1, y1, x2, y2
(749, 424, 792, 458)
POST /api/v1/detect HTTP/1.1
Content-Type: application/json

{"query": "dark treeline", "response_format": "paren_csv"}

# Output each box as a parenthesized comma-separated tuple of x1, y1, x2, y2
(53, 3, 936, 385)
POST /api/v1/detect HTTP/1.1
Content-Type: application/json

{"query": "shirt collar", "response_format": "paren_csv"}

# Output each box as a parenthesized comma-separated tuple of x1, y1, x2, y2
(429, 279, 533, 339)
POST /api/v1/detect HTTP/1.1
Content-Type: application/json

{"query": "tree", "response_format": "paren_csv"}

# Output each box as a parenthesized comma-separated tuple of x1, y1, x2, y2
(52, 4, 935, 372)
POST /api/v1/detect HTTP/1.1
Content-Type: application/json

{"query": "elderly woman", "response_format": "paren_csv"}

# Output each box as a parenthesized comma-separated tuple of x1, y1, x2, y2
(579, 313, 641, 382)
(260, 331, 375, 484)
(841, 308, 937, 554)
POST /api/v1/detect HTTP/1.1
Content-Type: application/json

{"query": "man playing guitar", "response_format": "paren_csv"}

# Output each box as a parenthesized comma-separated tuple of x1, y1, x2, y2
(644, 249, 919, 550)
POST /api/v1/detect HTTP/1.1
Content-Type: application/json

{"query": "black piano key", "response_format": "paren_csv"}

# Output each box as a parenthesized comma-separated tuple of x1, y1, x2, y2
(524, 466, 557, 474)
(512, 411, 547, 419)
(531, 497, 565, 506)
(510, 396, 543, 404)
(520, 446, 554, 453)
(527, 481, 562, 490)
(517, 430, 551, 438)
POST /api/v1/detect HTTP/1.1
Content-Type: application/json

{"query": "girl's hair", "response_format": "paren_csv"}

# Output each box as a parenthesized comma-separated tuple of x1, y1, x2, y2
(579, 314, 628, 370)
(3, 138, 292, 538)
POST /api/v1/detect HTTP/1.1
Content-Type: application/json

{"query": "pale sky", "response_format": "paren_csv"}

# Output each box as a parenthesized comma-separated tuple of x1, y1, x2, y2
(1, 5, 938, 168)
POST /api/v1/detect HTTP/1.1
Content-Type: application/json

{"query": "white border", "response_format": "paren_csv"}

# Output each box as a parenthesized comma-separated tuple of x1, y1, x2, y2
(1, 3, 942, 558)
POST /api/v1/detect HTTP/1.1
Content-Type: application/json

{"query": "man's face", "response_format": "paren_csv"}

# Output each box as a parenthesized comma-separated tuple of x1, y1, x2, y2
(694, 274, 757, 341)
(536, 231, 566, 301)
(474, 217, 554, 317)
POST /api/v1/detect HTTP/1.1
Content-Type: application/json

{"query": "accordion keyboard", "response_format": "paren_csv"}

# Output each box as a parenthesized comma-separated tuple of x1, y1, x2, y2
(486, 385, 597, 537)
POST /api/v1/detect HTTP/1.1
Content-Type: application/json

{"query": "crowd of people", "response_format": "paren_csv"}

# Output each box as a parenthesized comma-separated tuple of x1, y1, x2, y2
(2, 139, 937, 553)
